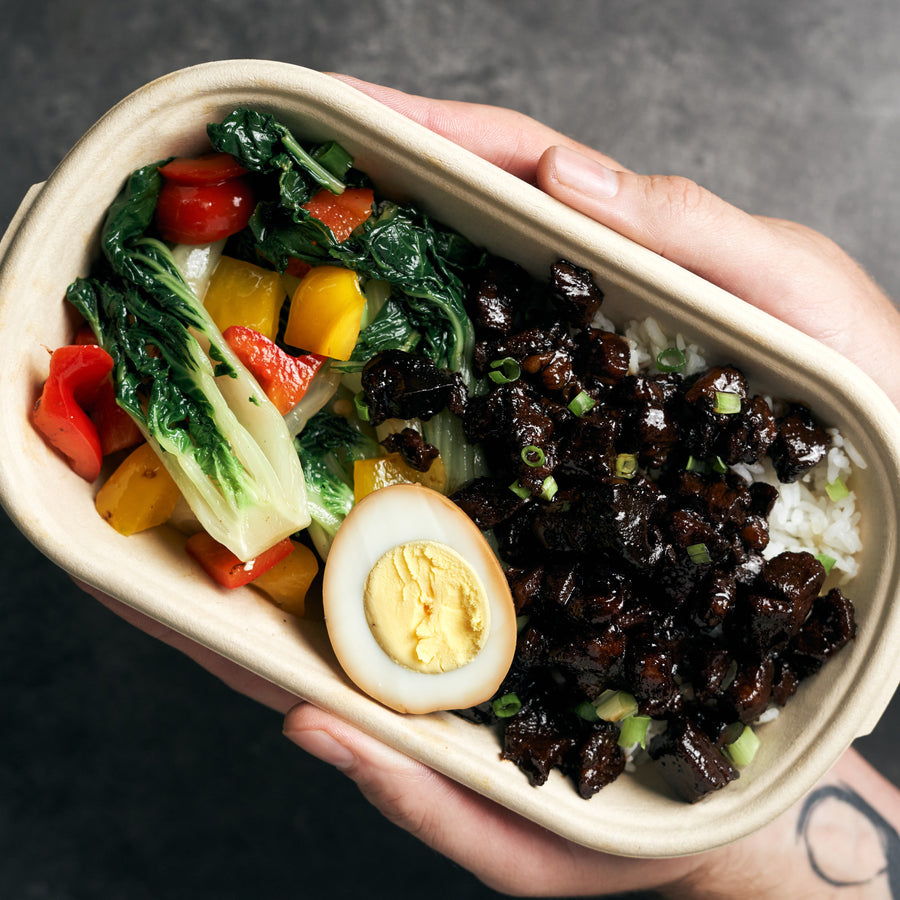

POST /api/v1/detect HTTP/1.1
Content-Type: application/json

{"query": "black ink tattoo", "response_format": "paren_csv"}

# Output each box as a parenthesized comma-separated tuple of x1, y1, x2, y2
(797, 783, 900, 895)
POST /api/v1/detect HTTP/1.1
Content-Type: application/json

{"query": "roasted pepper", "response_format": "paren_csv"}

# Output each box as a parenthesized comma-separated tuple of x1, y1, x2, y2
(223, 325, 326, 415)
(284, 266, 367, 360)
(353, 452, 447, 503)
(250, 540, 320, 617)
(32, 344, 114, 481)
(303, 186, 374, 242)
(95, 442, 181, 536)
(185, 532, 295, 589)
(203, 255, 286, 340)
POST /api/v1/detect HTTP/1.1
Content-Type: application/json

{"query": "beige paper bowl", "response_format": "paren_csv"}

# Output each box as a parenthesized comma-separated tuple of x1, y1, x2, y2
(3, 60, 900, 858)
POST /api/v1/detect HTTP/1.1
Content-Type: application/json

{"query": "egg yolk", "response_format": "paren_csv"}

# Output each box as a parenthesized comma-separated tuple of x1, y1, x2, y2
(363, 540, 490, 674)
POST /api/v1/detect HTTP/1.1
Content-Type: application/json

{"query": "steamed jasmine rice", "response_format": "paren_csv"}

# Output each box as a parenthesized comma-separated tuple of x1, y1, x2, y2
(619, 315, 864, 583)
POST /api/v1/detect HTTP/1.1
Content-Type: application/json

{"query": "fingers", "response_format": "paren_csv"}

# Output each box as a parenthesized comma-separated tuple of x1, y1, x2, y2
(538, 144, 797, 298)
(537, 145, 900, 402)
(282, 702, 692, 896)
(329, 73, 622, 183)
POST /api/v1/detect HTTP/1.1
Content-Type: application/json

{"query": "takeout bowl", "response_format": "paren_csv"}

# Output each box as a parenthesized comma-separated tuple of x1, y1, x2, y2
(3, 60, 900, 858)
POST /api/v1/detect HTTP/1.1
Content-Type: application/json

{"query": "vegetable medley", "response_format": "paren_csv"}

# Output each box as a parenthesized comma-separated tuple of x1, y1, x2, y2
(32, 108, 859, 803)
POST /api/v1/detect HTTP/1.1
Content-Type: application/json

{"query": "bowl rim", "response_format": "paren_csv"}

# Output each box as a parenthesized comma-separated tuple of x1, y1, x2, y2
(3, 59, 900, 857)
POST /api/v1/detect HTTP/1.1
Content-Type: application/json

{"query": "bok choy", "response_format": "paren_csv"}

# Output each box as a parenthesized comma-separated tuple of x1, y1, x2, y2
(209, 108, 483, 371)
(67, 162, 309, 561)
(208, 107, 489, 489)
(293, 410, 381, 558)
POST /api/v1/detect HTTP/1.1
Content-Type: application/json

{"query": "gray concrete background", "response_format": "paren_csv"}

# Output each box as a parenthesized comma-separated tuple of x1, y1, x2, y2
(2, 2, 900, 898)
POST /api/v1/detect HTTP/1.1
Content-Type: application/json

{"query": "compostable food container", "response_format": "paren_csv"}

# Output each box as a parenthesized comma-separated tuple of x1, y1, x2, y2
(2, 60, 900, 857)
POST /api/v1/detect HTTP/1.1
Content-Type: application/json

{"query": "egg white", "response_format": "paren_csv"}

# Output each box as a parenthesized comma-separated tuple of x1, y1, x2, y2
(323, 483, 517, 714)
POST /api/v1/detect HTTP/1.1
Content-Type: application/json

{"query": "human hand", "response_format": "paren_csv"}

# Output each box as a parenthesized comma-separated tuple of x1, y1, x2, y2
(279, 76, 900, 899)
(330, 75, 900, 409)
(74, 75, 900, 899)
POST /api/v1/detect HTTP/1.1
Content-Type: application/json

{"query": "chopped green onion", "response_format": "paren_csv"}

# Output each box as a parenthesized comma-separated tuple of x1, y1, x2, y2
(686, 455, 727, 475)
(540, 475, 558, 501)
(722, 724, 760, 768)
(656, 347, 687, 373)
(311, 140, 354, 180)
(618, 715, 652, 749)
(815, 553, 837, 574)
(687, 542, 712, 564)
(521, 445, 546, 468)
(713, 391, 742, 415)
(516, 614, 531, 632)
(489, 357, 521, 384)
(509, 479, 530, 500)
(593, 689, 638, 722)
(568, 390, 596, 417)
(353, 391, 370, 422)
(826, 477, 850, 502)
(685, 455, 707, 474)
(492, 693, 522, 718)
(573, 700, 600, 722)
(615, 453, 638, 479)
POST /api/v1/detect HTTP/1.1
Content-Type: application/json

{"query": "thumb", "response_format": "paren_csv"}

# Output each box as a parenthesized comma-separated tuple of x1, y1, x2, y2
(537, 144, 810, 304)
(281, 702, 690, 896)
(281, 702, 552, 894)
(536, 144, 900, 403)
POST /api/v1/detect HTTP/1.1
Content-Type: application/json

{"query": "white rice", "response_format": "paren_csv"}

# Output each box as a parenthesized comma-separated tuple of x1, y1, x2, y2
(616, 316, 864, 583)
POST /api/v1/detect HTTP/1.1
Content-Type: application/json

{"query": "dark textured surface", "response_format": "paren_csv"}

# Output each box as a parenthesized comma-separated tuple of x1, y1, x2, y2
(3, 2, 900, 898)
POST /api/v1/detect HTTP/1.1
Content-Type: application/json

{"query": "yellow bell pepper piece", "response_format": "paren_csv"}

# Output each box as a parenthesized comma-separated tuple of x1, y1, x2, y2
(283, 266, 367, 360)
(250, 540, 319, 617)
(95, 442, 181, 536)
(203, 255, 286, 340)
(353, 452, 448, 504)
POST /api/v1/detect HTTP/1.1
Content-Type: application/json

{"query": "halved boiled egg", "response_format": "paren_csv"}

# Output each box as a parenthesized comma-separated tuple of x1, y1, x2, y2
(323, 483, 516, 714)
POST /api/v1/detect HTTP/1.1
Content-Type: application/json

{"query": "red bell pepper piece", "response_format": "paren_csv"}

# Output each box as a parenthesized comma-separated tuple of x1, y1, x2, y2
(285, 257, 312, 279)
(223, 326, 325, 415)
(282, 187, 374, 276)
(155, 179, 255, 245)
(32, 344, 114, 481)
(158, 152, 248, 186)
(74, 323, 99, 345)
(90, 379, 143, 456)
(185, 532, 294, 588)
(303, 187, 374, 242)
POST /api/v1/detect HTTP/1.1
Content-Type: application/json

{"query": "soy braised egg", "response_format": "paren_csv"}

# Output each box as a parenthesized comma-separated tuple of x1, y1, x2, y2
(322, 483, 517, 714)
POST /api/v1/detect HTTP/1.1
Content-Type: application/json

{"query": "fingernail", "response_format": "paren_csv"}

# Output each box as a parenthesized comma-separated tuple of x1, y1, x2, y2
(550, 145, 620, 199)
(287, 728, 357, 771)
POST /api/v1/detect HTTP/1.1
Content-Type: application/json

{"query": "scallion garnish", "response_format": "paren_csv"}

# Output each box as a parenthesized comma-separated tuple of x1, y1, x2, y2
(568, 390, 596, 417)
(687, 542, 712, 564)
(712, 456, 729, 474)
(353, 391, 370, 422)
(713, 391, 742, 415)
(311, 140, 354, 180)
(617, 714, 651, 749)
(573, 700, 600, 722)
(685, 455, 707, 474)
(615, 453, 638, 479)
(656, 347, 687, 374)
(516, 614, 531, 632)
(815, 553, 837, 574)
(593, 689, 638, 722)
(489, 357, 521, 384)
(493, 693, 522, 718)
(521, 445, 546, 468)
(722, 724, 760, 768)
(509, 480, 530, 500)
(541, 475, 558, 501)
(826, 477, 850, 502)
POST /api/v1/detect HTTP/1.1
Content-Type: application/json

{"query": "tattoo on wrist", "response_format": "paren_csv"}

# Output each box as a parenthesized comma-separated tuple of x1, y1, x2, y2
(798, 783, 900, 895)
